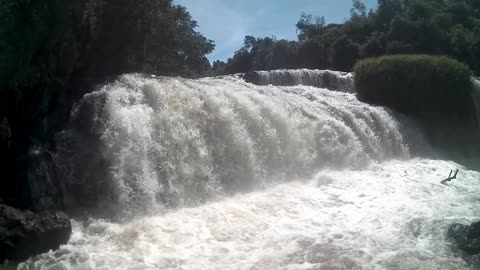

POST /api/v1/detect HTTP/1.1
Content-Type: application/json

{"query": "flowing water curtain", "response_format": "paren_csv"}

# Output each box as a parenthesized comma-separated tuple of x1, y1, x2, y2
(56, 73, 411, 217)
(243, 69, 354, 92)
(472, 79, 480, 130)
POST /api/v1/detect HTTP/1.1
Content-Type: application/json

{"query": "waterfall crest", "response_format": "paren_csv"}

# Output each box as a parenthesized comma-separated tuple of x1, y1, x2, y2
(242, 69, 353, 92)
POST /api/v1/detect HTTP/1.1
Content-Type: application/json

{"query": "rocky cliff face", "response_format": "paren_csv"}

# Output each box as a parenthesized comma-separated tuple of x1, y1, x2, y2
(0, 204, 71, 262)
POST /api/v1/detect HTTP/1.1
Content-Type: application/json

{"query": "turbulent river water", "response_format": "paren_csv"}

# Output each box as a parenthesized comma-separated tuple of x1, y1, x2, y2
(17, 71, 480, 269)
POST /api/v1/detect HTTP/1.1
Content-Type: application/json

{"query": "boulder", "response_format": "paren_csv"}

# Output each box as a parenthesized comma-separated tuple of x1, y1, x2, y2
(0, 204, 71, 262)
(243, 72, 263, 85)
(447, 222, 480, 267)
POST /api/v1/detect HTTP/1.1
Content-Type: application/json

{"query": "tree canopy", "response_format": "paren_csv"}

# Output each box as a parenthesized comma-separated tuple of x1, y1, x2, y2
(214, 0, 480, 75)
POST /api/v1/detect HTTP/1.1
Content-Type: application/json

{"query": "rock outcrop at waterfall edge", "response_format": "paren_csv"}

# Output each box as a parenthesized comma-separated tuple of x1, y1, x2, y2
(0, 204, 71, 262)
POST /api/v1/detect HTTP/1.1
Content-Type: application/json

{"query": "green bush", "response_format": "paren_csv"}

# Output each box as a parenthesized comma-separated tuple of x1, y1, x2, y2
(354, 55, 473, 119)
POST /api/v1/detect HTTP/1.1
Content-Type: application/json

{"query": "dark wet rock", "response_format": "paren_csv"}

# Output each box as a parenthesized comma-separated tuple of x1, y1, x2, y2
(0, 204, 71, 262)
(243, 72, 263, 85)
(447, 222, 480, 268)
(448, 222, 480, 254)
(26, 149, 64, 211)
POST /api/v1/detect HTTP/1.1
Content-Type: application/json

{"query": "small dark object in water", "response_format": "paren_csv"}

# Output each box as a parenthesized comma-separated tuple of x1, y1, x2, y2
(441, 169, 459, 185)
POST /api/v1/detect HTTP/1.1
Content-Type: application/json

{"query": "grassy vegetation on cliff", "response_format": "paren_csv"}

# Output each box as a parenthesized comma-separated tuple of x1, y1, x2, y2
(354, 55, 473, 119)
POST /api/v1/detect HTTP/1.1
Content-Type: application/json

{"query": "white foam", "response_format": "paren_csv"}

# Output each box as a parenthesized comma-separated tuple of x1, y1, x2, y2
(21, 159, 480, 270)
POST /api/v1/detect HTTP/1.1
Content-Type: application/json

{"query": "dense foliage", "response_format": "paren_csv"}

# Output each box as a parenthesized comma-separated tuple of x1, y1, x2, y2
(354, 55, 473, 117)
(215, 0, 480, 75)
(0, 0, 214, 208)
(355, 54, 479, 158)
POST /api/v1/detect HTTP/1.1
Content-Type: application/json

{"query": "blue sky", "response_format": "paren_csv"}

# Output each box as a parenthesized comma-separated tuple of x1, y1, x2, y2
(173, 0, 378, 62)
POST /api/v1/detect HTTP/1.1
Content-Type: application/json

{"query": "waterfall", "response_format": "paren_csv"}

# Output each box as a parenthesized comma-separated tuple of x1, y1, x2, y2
(55, 73, 409, 217)
(21, 73, 480, 270)
(472, 78, 480, 130)
(242, 69, 354, 92)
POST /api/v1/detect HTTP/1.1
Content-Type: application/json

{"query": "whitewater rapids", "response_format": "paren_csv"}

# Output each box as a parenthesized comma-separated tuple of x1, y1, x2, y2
(17, 73, 480, 269)
(19, 160, 480, 269)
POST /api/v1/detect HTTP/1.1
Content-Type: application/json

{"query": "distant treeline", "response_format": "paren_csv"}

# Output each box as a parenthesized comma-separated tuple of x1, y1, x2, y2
(213, 0, 480, 75)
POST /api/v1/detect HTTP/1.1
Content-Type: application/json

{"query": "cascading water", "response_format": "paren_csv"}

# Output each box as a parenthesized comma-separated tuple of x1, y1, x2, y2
(243, 69, 354, 92)
(54, 73, 407, 217)
(18, 71, 480, 270)
(472, 78, 480, 130)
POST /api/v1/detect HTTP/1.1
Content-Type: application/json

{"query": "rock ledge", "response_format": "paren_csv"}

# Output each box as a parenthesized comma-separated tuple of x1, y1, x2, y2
(0, 204, 71, 262)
